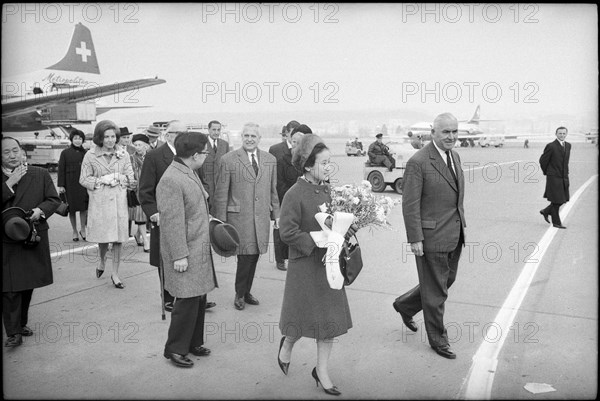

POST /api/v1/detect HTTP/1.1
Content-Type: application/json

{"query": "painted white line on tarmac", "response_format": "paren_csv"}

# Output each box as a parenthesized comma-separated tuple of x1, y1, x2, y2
(462, 174, 598, 400)
(50, 236, 143, 259)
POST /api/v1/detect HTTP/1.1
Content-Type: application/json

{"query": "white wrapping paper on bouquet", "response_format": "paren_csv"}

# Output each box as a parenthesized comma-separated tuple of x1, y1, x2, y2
(310, 211, 355, 290)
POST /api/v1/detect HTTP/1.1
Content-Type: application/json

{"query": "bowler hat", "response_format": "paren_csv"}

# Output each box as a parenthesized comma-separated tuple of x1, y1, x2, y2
(131, 133, 149, 145)
(375, 133, 383, 138)
(2, 207, 31, 244)
(120, 127, 132, 136)
(209, 219, 240, 257)
(146, 125, 161, 137)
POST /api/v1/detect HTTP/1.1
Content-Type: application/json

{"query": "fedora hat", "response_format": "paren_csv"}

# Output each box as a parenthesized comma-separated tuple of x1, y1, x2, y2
(209, 218, 240, 257)
(146, 125, 161, 138)
(2, 207, 31, 244)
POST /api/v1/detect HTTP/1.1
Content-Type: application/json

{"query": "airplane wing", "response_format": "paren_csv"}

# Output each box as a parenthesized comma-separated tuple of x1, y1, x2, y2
(1, 77, 165, 119)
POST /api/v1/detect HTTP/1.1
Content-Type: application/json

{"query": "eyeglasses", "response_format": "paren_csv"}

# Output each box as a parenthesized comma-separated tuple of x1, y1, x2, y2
(197, 151, 210, 155)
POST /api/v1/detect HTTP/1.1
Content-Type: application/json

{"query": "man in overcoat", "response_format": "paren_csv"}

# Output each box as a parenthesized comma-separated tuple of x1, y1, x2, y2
(368, 133, 396, 171)
(392, 113, 466, 360)
(268, 120, 303, 271)
(2, 136, 60, 347)
(539, 126, 570, 229)
(157, 132, 218, 368)
(139, 121, 185, 312)
(213, 122, 280, 310)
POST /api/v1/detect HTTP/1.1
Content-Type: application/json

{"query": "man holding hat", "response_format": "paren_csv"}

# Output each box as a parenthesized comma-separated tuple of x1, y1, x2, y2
(268, 121, 305, 271)
(213, 122, 280, 310)
(157, 131, 218, 368)
(368, 132, 396, 171)
(146, 125, 165, 150)
(2, 136, 60, 347)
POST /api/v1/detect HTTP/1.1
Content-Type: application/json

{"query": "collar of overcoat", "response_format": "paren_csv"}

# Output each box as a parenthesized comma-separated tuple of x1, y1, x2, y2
(171, 157, 208, 197)
(90, 144, 126, 170)
(234, 147, 261, 179)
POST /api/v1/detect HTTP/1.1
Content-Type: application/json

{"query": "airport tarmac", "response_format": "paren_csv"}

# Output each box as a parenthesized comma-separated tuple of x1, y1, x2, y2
(3, 141, 598, 399)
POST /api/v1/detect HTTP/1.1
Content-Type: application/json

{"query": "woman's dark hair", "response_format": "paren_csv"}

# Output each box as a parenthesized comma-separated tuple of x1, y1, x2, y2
(303, 143, 328, 170)
(92, 120, 120, 147)
(174, 132, 209, 158)
(69, 129, 86, 143)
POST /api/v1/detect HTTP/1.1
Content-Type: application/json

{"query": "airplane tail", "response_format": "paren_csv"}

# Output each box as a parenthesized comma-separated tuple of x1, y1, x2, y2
(467, 105, 481, 124)
(46, 23, 100, 74)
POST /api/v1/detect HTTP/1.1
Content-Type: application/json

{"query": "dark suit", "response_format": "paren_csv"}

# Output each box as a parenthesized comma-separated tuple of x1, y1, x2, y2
(197, 137, 230, 213)
(3, 166, 60, 336)
(393, 142, 466, 348)
(268, 141, 301, 264)
(138, 143, 175, 304)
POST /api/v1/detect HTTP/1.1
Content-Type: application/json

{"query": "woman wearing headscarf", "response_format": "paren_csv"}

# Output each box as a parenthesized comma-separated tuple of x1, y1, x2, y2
(57, 129, 89, 241)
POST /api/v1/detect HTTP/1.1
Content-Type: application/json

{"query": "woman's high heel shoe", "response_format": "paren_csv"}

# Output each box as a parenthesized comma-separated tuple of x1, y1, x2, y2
(111, 275, 125, 289)
(277, 337, 290, 375)
(311, 367, 341, 396)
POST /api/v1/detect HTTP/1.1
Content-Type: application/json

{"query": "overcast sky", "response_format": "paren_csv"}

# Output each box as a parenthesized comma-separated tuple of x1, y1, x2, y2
(1, 3, 598, 129)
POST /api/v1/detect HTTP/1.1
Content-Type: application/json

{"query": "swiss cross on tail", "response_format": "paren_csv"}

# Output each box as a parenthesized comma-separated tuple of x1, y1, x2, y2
(46, 23, 100, 74)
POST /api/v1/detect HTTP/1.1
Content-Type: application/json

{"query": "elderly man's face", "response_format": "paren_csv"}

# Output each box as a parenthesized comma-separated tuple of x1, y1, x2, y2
(209, 124, 221, 141)
(242, 127, 261, 152)
(431, 116, 458, 151)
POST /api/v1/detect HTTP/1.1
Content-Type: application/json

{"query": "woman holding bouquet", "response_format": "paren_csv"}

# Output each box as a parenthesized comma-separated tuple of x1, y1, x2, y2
(80, 120, 135, 288)
(278, 134, 354, 396)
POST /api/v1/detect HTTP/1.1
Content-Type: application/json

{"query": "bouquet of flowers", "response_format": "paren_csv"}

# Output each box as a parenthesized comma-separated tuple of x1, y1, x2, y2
(319, 180, 399, 231)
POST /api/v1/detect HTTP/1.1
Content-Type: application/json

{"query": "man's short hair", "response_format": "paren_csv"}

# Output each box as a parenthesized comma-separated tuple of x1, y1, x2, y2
(285, 120, 300, 133)
(208, 120, 221, 129)
(174, 132, 209, 158)
(242, 122, 260, 135)
(556, 126, 568, 134)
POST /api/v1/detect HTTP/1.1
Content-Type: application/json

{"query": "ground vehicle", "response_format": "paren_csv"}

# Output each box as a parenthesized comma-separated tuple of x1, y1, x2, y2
(345, 140, 365, 156)
(363, 142, 417, 193)
(478, 135, 505, 147)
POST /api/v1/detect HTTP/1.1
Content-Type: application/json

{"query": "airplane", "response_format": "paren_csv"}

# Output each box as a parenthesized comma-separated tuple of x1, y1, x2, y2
(1, 22, 166, 169)
(406, 105, 502, 147)
(1, 22, 165, 132)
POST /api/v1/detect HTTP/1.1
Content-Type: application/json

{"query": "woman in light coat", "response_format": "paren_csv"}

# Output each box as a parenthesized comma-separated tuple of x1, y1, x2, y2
(80, 120, 135, 288)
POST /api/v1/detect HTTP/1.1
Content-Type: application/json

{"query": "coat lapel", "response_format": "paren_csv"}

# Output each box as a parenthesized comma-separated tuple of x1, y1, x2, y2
(11, 170, 33, 205)
(236, 148, 255, 179)
(427, 143, 458, 192)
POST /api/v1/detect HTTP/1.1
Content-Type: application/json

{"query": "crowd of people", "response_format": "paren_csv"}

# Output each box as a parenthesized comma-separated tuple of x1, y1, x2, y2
(2, 117, 572, 396)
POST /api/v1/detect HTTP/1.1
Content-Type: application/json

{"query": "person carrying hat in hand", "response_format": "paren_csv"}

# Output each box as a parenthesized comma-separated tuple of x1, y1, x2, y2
(156, 131, 218, 368)
(2, 136, 60, 348)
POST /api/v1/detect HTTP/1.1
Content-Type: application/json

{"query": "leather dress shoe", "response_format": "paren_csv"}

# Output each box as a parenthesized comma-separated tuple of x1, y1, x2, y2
(4, 334, 23, 348)
(164, 302, 174, 312)
(553, 224, 567, 229)
(205, 301, 216, 309)
(431, 344, 456, 359)
(392, 302, 418, 332)
(244, 293, 260, 305)
(539, 210, 550, 224)
(164, 351, 194, 367)
(234, 296, 245, 310)
(189, 346, 211, 357)
(21, 325, 34, 337)
(276, 261, 287, 271)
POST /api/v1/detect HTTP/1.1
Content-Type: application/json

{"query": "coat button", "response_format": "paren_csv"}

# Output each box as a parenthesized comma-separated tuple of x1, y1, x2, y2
(255, 197, 259, 201)
(315, 190, 320, 194)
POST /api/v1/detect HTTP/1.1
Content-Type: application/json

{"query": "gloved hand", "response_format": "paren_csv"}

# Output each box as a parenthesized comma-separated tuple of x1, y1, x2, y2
(344, 223, 359, 241)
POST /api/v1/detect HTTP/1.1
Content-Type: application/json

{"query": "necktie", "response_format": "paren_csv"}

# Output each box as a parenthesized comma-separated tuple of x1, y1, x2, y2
(561, 142, 565, 153)
(213, 141, 217, 154)
(445, 150, 458, 186)
(251, 153, 259, 176)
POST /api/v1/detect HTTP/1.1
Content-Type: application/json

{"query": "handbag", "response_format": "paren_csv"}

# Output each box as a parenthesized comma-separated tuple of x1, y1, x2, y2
(55, 192, 69, 217)
(127, 189, 140, 207)
(339, 234, 363, 286)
